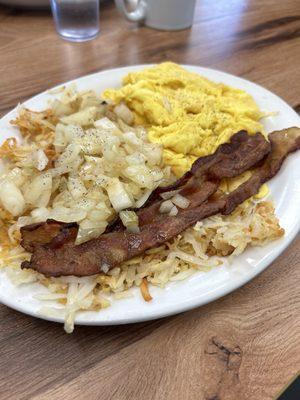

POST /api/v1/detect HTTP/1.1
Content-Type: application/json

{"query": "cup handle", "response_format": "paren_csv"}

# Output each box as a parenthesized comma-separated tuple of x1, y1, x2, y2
(115, 0, 147, 22)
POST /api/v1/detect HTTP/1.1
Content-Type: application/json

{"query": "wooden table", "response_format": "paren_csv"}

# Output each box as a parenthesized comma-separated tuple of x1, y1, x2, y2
(0, 1, 299, 399)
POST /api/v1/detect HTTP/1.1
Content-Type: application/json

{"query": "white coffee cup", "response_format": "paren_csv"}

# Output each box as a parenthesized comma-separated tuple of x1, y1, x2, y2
(115, 0, 197, 31)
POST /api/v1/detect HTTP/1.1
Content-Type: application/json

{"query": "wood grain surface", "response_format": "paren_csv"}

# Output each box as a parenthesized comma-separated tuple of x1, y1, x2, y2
(0, 1, 299, 399)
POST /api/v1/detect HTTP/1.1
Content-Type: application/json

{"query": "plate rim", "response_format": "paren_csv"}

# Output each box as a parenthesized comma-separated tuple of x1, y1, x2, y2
(0, 63, 299, 326)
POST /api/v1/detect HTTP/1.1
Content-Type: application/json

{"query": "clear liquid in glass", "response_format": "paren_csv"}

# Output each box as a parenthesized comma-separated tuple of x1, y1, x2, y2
(51, 0, 100, 42)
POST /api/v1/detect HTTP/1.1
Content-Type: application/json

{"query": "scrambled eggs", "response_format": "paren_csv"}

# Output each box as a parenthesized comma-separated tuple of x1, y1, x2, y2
(104, 62, 268, 198)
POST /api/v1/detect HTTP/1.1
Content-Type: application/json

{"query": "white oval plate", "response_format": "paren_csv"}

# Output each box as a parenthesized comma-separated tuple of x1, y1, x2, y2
(0, 65, 299, 327)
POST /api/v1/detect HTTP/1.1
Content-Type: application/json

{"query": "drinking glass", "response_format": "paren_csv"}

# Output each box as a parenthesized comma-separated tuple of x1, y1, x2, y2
(50, 0, 100, 42)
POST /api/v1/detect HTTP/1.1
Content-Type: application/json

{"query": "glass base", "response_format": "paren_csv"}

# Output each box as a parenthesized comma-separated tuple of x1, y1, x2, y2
(57, 30, 100, 42)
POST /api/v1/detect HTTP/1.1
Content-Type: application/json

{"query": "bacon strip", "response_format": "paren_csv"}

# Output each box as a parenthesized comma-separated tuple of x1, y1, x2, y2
(21, 127, 300, 277)
(20, 220, 78, 253)
(223, 127, 300, 214)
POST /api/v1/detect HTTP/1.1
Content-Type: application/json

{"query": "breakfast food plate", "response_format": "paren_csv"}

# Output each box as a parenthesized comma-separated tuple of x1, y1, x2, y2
(0, 64, 299, 331)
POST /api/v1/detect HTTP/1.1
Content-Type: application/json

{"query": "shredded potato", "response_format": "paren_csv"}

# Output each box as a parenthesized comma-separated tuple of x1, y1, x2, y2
(11, 108, 57, 138)
(140, 278, 153, 302)
(0, 138, 18, 160)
